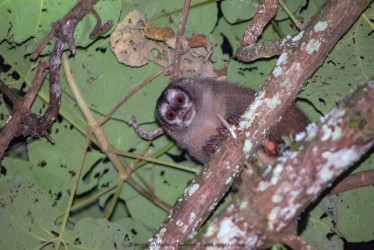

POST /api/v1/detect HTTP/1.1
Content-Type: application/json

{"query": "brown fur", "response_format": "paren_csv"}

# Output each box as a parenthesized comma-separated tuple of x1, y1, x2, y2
(155, 78, 309, 163)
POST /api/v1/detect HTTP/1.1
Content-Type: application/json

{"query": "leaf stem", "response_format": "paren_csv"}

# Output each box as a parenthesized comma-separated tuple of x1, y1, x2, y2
(362, 13, 374, 30)
(56, 130, 93, 249)
(115, 146, 200, 174)
(279, 0, 301, 29)
(98, 67, 166, 126)
(56, 180, 119, 217)
(104, 179, 124, 219)
(61, 52, 172, 213)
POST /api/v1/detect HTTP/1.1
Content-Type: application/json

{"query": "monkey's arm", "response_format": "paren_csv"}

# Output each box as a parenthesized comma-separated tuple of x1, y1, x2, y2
(128, 116, 164, 140)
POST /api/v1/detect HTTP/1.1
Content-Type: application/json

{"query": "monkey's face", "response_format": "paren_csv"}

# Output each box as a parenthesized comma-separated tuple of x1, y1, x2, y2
(155, 87, 196, 131)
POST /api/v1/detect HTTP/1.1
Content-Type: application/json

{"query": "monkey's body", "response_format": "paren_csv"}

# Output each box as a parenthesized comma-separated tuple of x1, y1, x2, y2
(155, 78, 308, 163)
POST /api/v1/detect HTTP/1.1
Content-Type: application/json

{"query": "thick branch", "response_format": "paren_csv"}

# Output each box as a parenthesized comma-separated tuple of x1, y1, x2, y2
(195, 80, 374, 248)
(36, 0, 112, 129)
(237, 0, 278, 51)
(0, 61, 50, 160)
(237, 35, 304, 62)
(148, 0, 372, 247)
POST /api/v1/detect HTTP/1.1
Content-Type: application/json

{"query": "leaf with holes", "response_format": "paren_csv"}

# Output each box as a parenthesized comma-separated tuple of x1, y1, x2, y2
(0, 175, 57, 249)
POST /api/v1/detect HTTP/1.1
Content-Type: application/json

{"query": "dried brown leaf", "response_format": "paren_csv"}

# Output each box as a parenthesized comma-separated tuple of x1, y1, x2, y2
(110, 10, 161, 67)
(145, 22, 174, 41)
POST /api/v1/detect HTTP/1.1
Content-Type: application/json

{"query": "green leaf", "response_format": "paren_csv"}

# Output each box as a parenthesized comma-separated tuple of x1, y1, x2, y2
(117, 217, 153, 246)
(210, 17, 248, 57)
(0, 0, 121, 55)
(63, 218, 133, 249)
(300, 11, 374, 114)
(335, 187, 374, 242)
(226, 58, 277, 90)
(0, 0, 43, 43)
(300, 207, 344, 250)
(0, 174, 57, 249)
(2, 117, 87, 212)
(221, 0, 256, 24)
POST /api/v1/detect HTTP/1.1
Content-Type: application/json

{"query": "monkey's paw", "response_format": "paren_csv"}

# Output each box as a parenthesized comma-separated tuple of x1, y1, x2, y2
(226, 115, 240, 126)
(203, 135, 225, 156)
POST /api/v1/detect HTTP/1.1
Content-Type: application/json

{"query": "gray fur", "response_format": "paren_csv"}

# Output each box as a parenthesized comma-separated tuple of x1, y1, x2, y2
(155, 78, 308, 163)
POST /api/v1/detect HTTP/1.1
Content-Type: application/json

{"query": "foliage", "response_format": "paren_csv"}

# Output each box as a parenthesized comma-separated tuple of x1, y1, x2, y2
(0, 0, 373, 249)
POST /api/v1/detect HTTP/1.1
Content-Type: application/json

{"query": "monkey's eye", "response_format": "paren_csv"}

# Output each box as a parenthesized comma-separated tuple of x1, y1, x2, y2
(166, 110, 176, 120)
(175, 95, 184, 105)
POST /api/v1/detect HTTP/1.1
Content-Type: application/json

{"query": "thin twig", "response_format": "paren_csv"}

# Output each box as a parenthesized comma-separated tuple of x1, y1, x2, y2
(89, 9, 113, 39)
(0, 81, 20, 104)
(30, 30, 56, 60)
(22, 61, 50, 109)
(56, 180, 120, 217)
(170, 0, 191, 81)
(104, 179, 124, 219)
(279, 0, 301, 29)
(56, 130, 93, 250)
(62, 52, 172, 212)
(115, 148, 199, 174)
(362, 14, 374, 29)
(99, 67, 166, 126)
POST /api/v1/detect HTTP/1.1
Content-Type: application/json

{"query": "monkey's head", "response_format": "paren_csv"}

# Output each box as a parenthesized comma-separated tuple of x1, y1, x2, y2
(155, 80, 197, 134)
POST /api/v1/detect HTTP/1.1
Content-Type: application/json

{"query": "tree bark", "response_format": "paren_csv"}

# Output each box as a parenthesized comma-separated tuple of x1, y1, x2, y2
(193, 80, 374, 248)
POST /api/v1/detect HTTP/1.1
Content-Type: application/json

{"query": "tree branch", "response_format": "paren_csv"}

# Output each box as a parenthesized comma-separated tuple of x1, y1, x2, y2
(0, 0, 113, 161)
(170, 0, 191, 81)
(194, 80, 374, 248)
(237, 0, 278, 50)
(0, 61, 50, 160)
(328, 169, 374, 196)
(147, 0, 373, 247)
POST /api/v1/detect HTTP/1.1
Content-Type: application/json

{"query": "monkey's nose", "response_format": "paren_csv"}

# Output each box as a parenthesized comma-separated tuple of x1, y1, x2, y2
(177, 109, 186, 117)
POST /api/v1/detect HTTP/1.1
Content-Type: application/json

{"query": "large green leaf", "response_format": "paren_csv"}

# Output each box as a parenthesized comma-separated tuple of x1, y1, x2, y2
(221, 0, 256, 24)
(0, 0, 121, 55)
(2, 117, 87, 212)
(300, 207, 344, 250)
(0, 175, 57, 249)
(63, 218, 133, 249)
(299, 8, 374, 114)
(0, 0, 44, 43)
